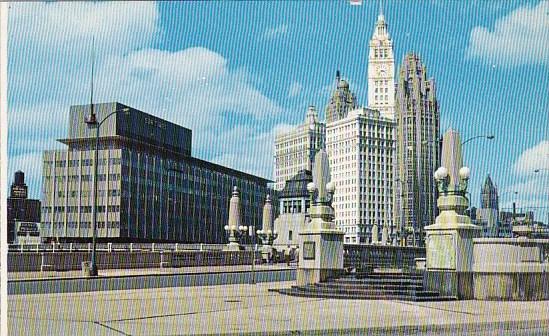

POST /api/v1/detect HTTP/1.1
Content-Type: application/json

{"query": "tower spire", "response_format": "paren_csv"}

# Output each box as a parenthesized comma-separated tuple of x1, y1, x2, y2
(379, 0, 383, 17)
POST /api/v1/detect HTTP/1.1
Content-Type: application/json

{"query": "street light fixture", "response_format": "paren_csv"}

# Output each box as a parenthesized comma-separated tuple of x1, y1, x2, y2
(85, 106, 130, 277)
(461, 134, 495, 147)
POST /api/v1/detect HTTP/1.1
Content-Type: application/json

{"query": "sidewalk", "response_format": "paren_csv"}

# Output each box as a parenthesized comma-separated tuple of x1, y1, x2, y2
(8, 264, 295, 281)
(8, 280, 549, 335)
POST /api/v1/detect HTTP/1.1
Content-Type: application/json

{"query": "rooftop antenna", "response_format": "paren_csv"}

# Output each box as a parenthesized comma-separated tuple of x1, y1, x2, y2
(86, 37, 97, 125)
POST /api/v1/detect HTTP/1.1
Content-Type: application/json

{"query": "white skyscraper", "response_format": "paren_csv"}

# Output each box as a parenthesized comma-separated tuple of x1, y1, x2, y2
(367, 5, 395, 120)
(274, 106, 325, 191)
(326, 107, 395, 244)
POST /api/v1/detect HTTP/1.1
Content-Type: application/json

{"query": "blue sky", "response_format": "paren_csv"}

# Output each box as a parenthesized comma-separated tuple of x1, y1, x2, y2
(7, 1, 549, 220)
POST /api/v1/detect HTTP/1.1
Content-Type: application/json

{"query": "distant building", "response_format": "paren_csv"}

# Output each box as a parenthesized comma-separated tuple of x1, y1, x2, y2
(467, 206, 477, 221)
(476, 175, 500, 237)
(325, 71, 359, 124)
(500, 210, 535, 238)
(41, 102, 273, 243)
(273, 170, 313, 253)
(274, 106, 325, 190)
(367, 5, 395, 120)
(394, 53, 440, 246)
(7, 171, 41, 244)
(326, 107, 396, 244)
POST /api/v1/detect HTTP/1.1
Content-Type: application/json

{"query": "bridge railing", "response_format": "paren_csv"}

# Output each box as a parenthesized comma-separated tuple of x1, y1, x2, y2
(7, 242, 237, 253)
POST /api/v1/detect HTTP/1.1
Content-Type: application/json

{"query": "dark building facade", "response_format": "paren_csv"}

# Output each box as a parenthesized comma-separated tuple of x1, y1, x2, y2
(41, 102, 273, 243)
(480, 175, 499, 210)
(394, 53, 440, 245)
(7, 171, 41, 243)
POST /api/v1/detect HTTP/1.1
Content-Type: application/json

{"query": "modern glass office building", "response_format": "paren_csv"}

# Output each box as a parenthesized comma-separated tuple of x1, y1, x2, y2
(41, 102, 273, 243)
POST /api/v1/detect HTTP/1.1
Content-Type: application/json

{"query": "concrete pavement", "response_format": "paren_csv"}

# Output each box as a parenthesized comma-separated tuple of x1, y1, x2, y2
(9, 280, 549, 335)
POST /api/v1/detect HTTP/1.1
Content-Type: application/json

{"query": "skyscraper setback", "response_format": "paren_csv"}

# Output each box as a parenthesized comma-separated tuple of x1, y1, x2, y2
(274, 106, 325, 191)
(394, 53, 440, 245)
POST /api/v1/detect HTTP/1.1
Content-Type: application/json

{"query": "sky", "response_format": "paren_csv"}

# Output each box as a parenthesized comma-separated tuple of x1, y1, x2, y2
(7, 1, 549, 220)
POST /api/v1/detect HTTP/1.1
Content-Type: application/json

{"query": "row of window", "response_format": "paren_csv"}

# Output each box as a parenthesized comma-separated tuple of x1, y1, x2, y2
(45, 158, 113, 168)
(42, 205, 120, 213)
(42, 221, 120, 229)
(373, 48, 390, 58)
(47, 174, 121, 183)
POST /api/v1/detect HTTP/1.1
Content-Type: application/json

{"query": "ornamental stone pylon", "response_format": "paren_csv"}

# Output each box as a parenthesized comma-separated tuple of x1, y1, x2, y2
(424, 128, 481, 299)
(297, 149, 344, 286)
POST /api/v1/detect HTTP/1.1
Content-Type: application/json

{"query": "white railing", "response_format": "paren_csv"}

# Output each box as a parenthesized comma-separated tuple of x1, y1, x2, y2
(7, 242, 258, 253)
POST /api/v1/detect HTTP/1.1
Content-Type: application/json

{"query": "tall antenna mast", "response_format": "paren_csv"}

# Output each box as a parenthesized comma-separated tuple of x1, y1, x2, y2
(91, 36, 95, 118)
(86, 37, 97, 124)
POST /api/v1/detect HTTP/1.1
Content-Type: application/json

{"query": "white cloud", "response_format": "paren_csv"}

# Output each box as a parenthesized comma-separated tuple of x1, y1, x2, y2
(8, 3, 287, 197)
(503, 175, 549, 198)
(466, 1, 549, 66)
(513, 140, 549, 175)
(9, 3, 159, 56)
(211, 127, 275, 179)
(502, 140, 549, 220)
(288, 81, 303, 98)
(8, 3, 160, 107)
(263, 24, 289, 40)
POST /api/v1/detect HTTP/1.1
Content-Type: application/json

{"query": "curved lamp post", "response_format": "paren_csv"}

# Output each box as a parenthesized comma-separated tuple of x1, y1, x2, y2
(85, 106, 130, 276)
(461, 135, 495, 147)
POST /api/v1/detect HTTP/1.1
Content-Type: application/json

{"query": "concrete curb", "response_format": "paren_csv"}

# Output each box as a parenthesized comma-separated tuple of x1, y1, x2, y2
(8, 267, 295, 283)
(8, 269, 296, 295)
(197, 318, 549, 336)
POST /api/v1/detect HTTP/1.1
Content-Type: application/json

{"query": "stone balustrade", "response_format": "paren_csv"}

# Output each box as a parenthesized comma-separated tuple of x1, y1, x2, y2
(473, 238, 549, 300)
(343, 244, 426, 271)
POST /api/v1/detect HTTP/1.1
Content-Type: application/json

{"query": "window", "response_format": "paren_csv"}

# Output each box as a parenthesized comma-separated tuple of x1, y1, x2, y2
(289, 230, 293, 241)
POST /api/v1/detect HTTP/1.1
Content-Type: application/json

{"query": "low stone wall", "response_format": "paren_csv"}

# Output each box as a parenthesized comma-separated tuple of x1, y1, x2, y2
(8, 250, 260, 272)
(474, 272, 549, 301)
(473, 238, 549, 300)
(343, 244, 426, 271)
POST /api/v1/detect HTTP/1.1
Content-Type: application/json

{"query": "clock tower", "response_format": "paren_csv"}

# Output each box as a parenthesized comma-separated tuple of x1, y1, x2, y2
(367, 4, 395, 119)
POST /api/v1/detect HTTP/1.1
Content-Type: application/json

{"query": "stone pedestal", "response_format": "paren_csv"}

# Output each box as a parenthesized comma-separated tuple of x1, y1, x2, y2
(297, 206, 344, 286)
(381, 226, 388, 245)
(424, 195, 481, 299)
(371, 224, 379, 244)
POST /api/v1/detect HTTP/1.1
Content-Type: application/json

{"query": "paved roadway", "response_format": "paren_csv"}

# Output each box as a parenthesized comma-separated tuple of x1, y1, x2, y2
(8, 265, 295, 295)
(8, 281, 549, 335)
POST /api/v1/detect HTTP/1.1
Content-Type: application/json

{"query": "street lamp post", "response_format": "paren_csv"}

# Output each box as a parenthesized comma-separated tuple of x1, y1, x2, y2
(85, 107, 130, 276)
